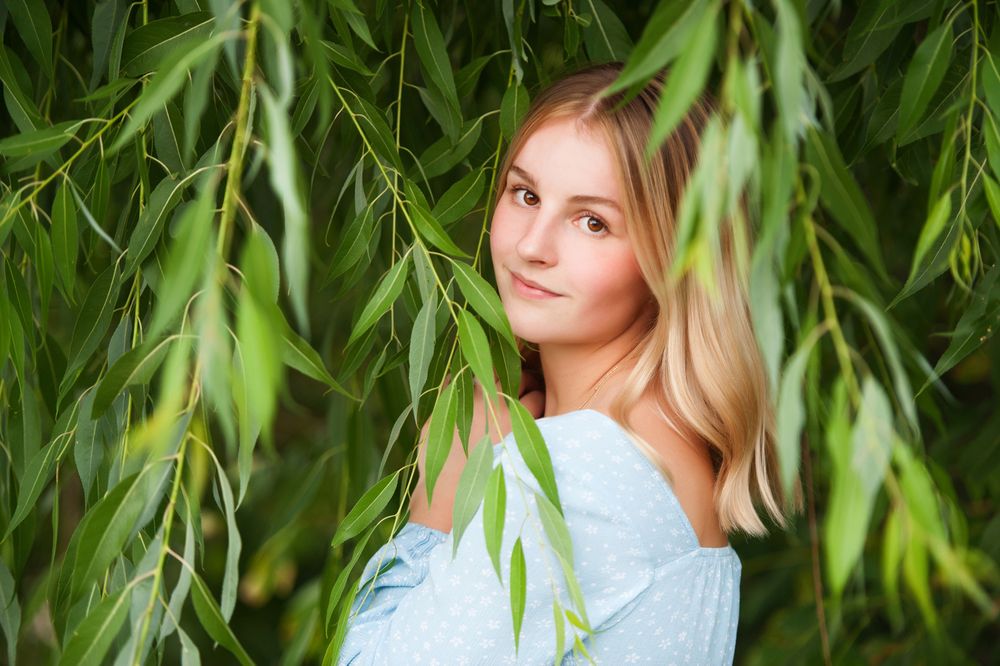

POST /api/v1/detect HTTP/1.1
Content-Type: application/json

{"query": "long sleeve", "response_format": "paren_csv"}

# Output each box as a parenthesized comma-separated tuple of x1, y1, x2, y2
(336, 427, 657, 665)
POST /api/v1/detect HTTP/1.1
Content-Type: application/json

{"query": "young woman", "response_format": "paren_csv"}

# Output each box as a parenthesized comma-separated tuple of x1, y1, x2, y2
(337, 62, 792, 664)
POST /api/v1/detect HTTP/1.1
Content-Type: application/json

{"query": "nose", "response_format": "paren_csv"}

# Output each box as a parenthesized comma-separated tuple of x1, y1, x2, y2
(515, 207, 559, 266)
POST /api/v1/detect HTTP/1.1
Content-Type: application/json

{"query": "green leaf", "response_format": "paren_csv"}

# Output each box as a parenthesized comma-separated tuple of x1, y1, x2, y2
(982, 174, 1000, 232)
(408, 289, 437, 404)
(409, 200, 469, 257)
(506, 396, 561, 513)
(411, 1, 460, 123)
(432, 169, 485, 227)
(581, 0, 632, 62)
(451, 434, 494, 557)
(189, 568, 255, 666)
(347, 254, 411, 346)
(6, 0, 53, 75)
(4, 424, 74, 540)
(0, 560, 20, 666)
(330, 470, 400, 548)
(605, 0, 698, 94)
(90, 0, 130, 89)
(282, 324, 356, 400)
(424, 381, 458, 505)
(93, 338, 173, 418)
(58, 586, 131, 666)
(62, 263, 120, 390)
(907, 191, 952, 285)
(51, 180, 79, 298)
(897, 21, 953, 141)
(236, 246, 283, 435)
(645, 1, 717, 155)
(120, 12, 216, 76)
(148, 179, 217, 338)
(925, 264, 1000, 384)
(776, 324, 824, 499)
(260, 84, 310, 335)
(457, 310, 497, 403)
(804, 128, 891, 283)
(0, 120, 82, 158)
(824, 382, 870, 598)
(483, 463, 507, 582)
(499, 82, 528, 140)
(451, 260, 516, 348)
(124, 172, 199, 277)
(60, 461, 169, 606)
(509, 537, 526, 654)
(110, 32, 228, 154)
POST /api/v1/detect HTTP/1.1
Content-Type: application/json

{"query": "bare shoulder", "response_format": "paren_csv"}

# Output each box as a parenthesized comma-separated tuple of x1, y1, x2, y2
(627, 395, 729, 548)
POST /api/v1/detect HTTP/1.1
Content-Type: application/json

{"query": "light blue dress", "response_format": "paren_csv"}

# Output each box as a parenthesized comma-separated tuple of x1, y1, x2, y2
(337, 408, 741, 665)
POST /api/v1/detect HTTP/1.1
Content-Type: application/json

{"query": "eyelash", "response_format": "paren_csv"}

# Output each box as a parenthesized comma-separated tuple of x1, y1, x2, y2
(508, 185, 610, 237)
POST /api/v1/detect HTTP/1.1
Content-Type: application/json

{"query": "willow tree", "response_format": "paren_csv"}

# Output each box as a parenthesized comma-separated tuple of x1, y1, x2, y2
(0, 0, 996, 663)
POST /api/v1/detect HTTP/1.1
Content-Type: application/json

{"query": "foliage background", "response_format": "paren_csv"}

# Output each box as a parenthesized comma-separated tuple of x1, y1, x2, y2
(0, 0, 998, 663)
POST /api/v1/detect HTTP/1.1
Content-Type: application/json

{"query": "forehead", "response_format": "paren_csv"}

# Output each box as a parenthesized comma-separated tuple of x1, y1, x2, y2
(511, 117, 621, 198)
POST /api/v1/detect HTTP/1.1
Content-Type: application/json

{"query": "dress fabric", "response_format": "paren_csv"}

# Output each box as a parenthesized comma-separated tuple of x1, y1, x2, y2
(337, 408, 741, 665)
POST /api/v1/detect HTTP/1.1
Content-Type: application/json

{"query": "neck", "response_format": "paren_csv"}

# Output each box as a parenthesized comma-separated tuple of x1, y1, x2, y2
(538, 320, 648, 418)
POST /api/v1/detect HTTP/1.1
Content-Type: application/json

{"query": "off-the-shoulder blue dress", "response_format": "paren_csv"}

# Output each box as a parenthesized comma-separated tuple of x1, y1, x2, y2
(337, 408, 741, 664)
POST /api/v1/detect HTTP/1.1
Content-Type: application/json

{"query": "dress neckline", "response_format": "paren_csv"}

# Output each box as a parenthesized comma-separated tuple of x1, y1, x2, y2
(537, 408, 735, 555)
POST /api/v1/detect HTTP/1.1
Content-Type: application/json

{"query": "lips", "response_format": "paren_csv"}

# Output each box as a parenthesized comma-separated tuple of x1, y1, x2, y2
(510, 270, 561, 296)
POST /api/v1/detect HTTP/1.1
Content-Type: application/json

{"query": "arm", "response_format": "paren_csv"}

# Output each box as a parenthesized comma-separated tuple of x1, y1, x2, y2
(336, 433, 656, 665)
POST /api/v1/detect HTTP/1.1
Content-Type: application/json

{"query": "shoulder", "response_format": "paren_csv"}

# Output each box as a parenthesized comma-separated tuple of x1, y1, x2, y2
(624, 395, 729, 548)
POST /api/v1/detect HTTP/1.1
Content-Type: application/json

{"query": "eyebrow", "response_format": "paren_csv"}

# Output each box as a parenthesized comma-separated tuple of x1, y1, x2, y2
(509, 165, 622, 213)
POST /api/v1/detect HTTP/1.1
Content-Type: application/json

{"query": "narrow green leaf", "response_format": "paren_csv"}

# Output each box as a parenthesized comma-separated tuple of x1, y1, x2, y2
(604, 1, 699, 94)
(432, 169, 485, 227)
(120, 12, 216, 76)
(124, 172, 199, 277)
(51, 180, 78, 297)
(111, 32, 228, 154)
(347, 254, 411, 346)
(510, 537, 526, 654)
(908, 192, 952, 285)
(804, 128, 890, 283)
(897, 21, 953, 141)
(282, 324, 356, 400)
(331, 470, 400, 548)
(6, 0, 53, 74)
(4, 425, 73, 540)
(506, 396, 561, 513)
(62, 263, 120, 388)
(457, 310, 497, 404)
(499, 82, 528, 140)
(451, 434, 494, 557)
(148, 178, 217, 338)
(424, 381, 458, 505)
(411, 1, 459, 113)
(408, 290, 437, 404)
(58, 587, 131, 666)
(451, 261, 516, 348)
(0, 120, 82, 158)
(645, 1, 717, 155)
(93, 338, 173, 418)
(189, 568, 254, 666)
(0, 560, 20, 666)
(776, 324, 824, 499)
(483, 464, 507, 582)
(409, 201, 469, 257)
(260, 84, 310, 334)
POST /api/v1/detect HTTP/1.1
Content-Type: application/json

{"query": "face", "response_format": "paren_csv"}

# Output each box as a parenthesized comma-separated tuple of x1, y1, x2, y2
(489, 115, 654, 347)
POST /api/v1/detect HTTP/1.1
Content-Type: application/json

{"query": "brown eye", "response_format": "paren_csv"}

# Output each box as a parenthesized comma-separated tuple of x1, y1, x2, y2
(512, 186, 539, 206)
(582, 215, 608, 235)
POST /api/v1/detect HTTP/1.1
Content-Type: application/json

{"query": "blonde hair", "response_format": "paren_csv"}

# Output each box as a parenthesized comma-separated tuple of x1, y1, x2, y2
(493, 63, 799, 536)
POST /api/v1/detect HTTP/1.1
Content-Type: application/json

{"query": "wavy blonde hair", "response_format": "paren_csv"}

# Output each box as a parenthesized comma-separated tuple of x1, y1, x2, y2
(493, 62, 799, 536)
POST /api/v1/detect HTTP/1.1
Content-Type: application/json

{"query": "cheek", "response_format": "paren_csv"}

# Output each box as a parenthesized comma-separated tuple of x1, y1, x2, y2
(573, 250, 648, 315)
